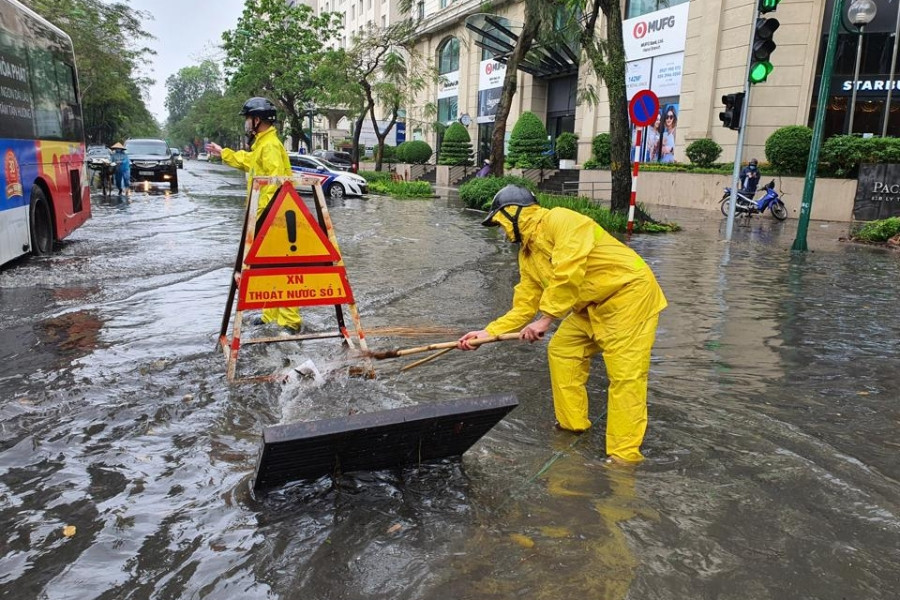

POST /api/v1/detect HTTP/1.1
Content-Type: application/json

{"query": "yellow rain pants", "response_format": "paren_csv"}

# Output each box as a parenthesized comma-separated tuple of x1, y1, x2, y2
(548, 311, 659, 462)
(222, 127, 302, 331)
(484, 205, 667, 462)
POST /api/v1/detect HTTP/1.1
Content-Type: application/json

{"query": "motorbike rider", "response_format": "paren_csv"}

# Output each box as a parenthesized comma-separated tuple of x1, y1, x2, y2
(206, 97, 302, 332)
(739, 158, 760, 197)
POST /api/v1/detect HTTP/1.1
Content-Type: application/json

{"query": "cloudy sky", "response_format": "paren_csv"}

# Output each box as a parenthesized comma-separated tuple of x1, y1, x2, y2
(126, 0, 247, 122)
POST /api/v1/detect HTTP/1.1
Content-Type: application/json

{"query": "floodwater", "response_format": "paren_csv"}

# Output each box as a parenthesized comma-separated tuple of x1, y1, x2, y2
(1, 162, 898, 599)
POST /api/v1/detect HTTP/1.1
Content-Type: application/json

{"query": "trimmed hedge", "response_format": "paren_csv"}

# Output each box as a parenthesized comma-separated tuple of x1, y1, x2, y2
(591, 133, 612, 167)
(765, 126, 812, 175)
(555, 132, 578, 160)
(853, 217, 900, 242)
(537, 194, 680, 233)
(458, 175, 537, 209)
(685, 138, 722, 167)
(359, 170, 393, 184)
(819, 135, 900, 178)
(395, 140, 433, 164)
(508, 111, 551, 168)
(369, 179, 434, 198)
(438, 122, 473, 166)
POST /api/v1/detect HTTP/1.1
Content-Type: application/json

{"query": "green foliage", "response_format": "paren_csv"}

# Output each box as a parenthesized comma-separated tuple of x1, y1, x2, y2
(222, 0, 342, 150)
(536, 195, 679, 233)
(25, 0, 159, 143)
(369, 180, 434, 198)
(685, 139, 722, 167)
(819, 135, 900, 178)
(853, 217, 900, 243)
(582, 158, 601, 170)
(555, 132, 578, 160)
(168, 90, 244, 152)
(358, 170, 393, 184)
(764, 126, 812, 175)
(508, 111, 551, 168)
(165, 61, 222, 125)
(381, 144, 397, 164)
(395, 140, 433, 164)
(438, 122, 473, 166)
(458, 175, 537, 209)
(591, 133, 612, 167)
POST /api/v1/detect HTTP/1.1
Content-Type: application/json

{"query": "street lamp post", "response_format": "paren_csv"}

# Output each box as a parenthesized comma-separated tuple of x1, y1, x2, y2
(304, 101, 317, 153)
(847, 0, 878, 134)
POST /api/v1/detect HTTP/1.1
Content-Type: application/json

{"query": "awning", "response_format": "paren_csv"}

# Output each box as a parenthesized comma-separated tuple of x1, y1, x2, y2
(464, 13, 579, 79)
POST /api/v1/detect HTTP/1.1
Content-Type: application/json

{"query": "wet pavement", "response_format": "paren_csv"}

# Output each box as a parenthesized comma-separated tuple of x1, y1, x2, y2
(1, 161, 898, 599)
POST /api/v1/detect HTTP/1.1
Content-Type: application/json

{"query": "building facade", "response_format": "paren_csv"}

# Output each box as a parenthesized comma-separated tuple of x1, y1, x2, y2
(404, 0, 900, 166)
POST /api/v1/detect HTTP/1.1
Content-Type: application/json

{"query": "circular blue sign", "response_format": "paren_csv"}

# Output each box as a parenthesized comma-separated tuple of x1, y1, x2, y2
(629, 90, 660, 127)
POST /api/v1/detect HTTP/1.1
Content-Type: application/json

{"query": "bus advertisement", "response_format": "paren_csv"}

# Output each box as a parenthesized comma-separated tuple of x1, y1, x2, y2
(0, 0, 90, 267)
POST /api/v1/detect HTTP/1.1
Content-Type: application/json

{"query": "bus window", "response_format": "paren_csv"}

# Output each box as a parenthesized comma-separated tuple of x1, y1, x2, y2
(56, 60, 81, 141)
(0, 31, 34, 139)
(27, 46, 62, 139)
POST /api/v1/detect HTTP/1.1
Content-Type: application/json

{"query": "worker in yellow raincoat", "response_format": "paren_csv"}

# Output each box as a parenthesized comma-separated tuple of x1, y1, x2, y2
(459, 185, 667, 463)
(207, 97, 302, 332)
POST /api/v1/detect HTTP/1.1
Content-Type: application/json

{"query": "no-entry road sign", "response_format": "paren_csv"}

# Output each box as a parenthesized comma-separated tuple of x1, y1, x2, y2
(629, 90, 660, 127)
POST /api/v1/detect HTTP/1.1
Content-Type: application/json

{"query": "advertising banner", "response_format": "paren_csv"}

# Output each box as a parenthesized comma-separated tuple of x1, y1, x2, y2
(477, 60, 506, 120)
(651, 52, 684, 98)
(438, 71, 459, 99)
(623, 3, 691, 61)
(626, 59, 652, 100)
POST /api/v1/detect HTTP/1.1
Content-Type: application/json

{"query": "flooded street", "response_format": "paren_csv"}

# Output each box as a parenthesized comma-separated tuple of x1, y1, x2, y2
(1, 161, 898, 599)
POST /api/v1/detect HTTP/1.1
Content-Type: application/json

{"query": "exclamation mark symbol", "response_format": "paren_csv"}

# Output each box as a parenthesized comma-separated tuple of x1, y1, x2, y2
(285, 210, 297, 252)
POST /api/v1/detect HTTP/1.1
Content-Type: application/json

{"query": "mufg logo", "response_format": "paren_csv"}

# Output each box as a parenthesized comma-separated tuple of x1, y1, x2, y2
(633, 15, 676, 39)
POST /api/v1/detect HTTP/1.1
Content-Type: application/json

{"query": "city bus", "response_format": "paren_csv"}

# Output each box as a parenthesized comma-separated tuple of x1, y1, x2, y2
(0, 0, 90, 267)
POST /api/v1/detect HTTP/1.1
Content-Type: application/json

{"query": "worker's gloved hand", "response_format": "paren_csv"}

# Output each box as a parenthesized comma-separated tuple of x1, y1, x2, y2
(458, 329, 489, 351)
(520, 315, 553, 343)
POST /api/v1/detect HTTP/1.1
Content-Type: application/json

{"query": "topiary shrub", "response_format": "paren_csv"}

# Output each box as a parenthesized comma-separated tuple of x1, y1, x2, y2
(508, 111, 551, 168)
(458, 175, 538, 210)
(395, 140, 433, 164)
(764, 126, 812, 175)
(438, 122, 473, 166)
(555, 132, 578, 160)
(685, 138, 722, 167)
(591, 133, 611, 167)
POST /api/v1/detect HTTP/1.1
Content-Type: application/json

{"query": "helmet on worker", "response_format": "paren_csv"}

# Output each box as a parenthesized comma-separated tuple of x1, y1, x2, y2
(240, 97, 277, 143)
(749, 158, 758, 168)
(481, 184, 539, 243)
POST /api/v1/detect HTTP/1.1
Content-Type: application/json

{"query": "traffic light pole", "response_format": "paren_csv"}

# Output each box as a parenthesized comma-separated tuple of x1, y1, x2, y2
(725, 11, 761, 242)
(791, 0, 846, 252)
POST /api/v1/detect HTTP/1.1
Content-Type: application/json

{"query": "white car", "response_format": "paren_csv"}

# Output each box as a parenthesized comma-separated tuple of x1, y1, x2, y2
(288, 153, 368, 199)
(197, 152, 209, 161)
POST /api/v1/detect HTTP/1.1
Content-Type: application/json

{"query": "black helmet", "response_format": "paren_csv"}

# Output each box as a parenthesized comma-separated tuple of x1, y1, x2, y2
(482, 184, 538, 243)
(239, 97, 277, 123)
(749, 158, 758, 166)
(481, 184, 538, 226)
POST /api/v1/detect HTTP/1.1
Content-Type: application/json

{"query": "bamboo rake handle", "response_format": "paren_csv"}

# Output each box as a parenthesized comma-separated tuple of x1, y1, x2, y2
(400, 347, 455, 372)
(369, 332, 522, 360)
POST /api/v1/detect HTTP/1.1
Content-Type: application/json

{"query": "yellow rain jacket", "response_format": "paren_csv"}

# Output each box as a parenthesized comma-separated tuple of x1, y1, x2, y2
(221, 126, 292, 216)
(221, 127, 301, 331)
(484, 206, 667, 339)
(485, 205, 667, 461)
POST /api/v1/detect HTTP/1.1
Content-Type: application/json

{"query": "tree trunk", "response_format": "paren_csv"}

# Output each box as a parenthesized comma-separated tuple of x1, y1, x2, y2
(370, 104, 398, 172)
(601, 3, 631, 213)
(489, 7, 539, 177)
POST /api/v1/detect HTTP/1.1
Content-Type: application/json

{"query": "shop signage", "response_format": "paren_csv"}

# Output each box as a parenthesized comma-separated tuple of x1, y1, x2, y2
(438, 71, 459, 99)
(478, 59, 506, 120)
(623, 3, 691, 61)
(651, 52, 684, 98)
(832, 78, 900, 96)
(626, 58, 652, 100)
(854, 163, 900, 221)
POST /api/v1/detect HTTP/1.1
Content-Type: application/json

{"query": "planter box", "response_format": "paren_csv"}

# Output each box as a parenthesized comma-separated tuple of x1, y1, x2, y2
(559, 159, 576, 169)
(577, 169, 857, 222)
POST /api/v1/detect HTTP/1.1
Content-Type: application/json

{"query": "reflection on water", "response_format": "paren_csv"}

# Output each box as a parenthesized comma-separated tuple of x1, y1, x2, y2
(0, 164, 899, 598)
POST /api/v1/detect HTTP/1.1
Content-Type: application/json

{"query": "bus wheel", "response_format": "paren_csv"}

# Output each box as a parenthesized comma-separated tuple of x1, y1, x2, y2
(30, 186, 54, 255)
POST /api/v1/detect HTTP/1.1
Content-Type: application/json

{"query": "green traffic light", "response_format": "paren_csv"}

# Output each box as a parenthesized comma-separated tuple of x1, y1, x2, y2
(759, 0, 780, 13)
(749, 61, 774, 83)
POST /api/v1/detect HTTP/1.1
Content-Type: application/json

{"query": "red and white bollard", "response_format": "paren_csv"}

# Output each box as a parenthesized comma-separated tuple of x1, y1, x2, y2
(628, 129, 642, 236)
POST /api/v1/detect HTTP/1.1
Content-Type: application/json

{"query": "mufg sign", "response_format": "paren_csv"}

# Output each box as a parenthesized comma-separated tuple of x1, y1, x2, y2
(854, 163, 900, 221)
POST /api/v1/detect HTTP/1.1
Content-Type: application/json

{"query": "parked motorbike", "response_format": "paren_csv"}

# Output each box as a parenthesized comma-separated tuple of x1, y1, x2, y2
(719, 179, 788, 221)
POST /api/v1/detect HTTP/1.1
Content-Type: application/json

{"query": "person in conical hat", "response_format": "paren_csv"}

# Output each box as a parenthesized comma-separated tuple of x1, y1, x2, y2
(109, 142, 130, 194)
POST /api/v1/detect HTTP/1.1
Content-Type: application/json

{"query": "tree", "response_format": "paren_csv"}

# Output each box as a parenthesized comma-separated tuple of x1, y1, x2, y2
(221, 0, 342, 151)
(23, 0, 159, 143)
(438, 122, 473, 166)
(507, 111, 550, 168)
(570, 0, 635, 215)
(165, 61, 222, 125)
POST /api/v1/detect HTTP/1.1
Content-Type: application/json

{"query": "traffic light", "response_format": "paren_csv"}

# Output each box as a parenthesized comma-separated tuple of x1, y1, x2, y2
(759, 0, 780, 14)
(749, 17, 780, 84)
(719, 92, 745, 130)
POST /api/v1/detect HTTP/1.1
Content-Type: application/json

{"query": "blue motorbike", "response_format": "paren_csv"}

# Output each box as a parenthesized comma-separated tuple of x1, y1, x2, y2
(719, 179, 788, 221)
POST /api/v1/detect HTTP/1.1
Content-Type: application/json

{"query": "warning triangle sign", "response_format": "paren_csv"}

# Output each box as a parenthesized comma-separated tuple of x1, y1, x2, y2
(245, 183, 340, 265)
